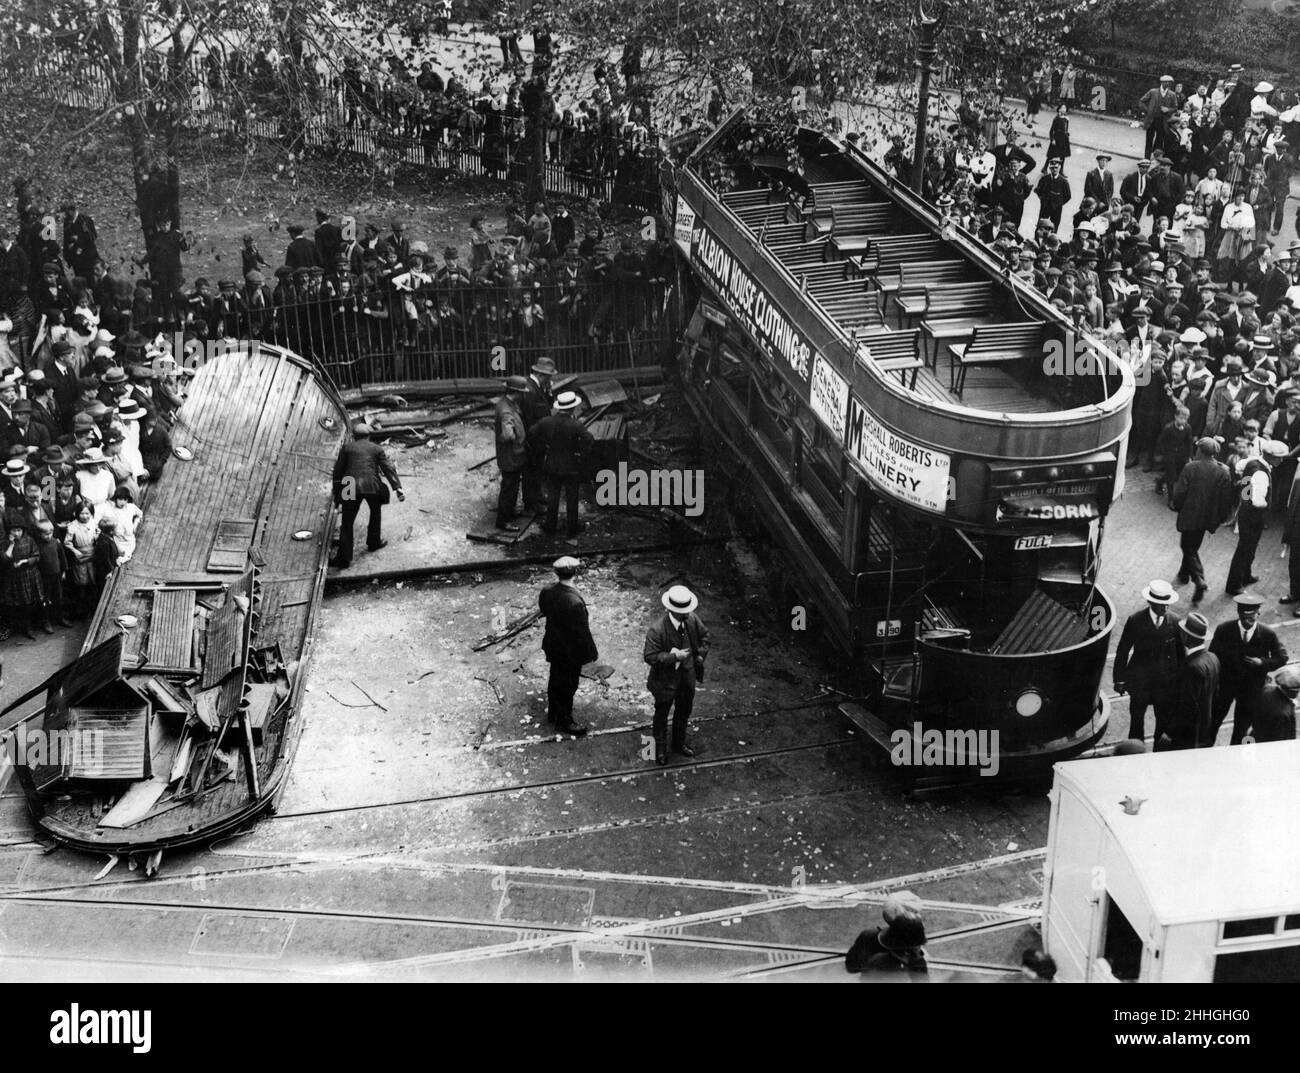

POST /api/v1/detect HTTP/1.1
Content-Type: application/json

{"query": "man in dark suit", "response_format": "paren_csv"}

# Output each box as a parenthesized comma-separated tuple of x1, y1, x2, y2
(1171, 437, 1235, 604)
(520, 356, 555, 512)
(1119, 159, 1154, 222)
(1034, 158, 1071, 233)
(537, 555, 596, 736)
(313, 209, 343, 267)
(1159, 612, 1218, 750)
(284, 224, 322, 271)
(1209, 593, 1288, 745)
(1113, 579, 1183, 742)
(1149, 159, 1186, 226)
(1258, 251, 1290, 315)
(1083, 153, 1115, 206)
(643, 585, 710, 764)
(41, 340, 79, 430)
(1243, 665, 1299, 742)
(528, 391, 593, 537)
(61, 201, 99, 282)
(330, 421, 404, 568)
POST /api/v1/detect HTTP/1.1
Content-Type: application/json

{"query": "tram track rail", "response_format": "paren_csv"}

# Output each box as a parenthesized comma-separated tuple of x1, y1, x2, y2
(0, 888, 1025, 978)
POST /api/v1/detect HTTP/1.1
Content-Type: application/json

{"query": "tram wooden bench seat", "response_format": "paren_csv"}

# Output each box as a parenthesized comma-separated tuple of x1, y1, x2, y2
(827, 204, 897, 254)
(823, 303, 887, 333)
(876, 259, 970, 299)
(806, 181, 873, 213)
(895, 281, 994, 325)
(988, 589, 1089, 655)
(854, 328, 923, 389)
(722, 188, 777, 208)
(791, 262, 855, 288)
(770, 239, 832, 265)
(856, 235, 947, 278)
(948, 323, 1047, 396)
(734, 205, 792, 230)
(758, 222, 808, 247)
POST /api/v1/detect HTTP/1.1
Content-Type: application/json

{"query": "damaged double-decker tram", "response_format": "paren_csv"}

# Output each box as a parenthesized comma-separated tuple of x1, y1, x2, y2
(666, 115, 1135, 774)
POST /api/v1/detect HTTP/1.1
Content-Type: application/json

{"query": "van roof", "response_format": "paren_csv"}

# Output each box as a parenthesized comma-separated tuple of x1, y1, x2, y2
(1054, 741, 1300, 925)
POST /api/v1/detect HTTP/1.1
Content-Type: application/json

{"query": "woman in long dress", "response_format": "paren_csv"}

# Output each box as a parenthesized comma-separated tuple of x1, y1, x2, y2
(1048, 104, 1071, 160)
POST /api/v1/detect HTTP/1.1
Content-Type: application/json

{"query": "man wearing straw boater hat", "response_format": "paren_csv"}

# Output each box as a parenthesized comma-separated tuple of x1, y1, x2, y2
(643, 585, 710, 764)
(1113, 579, 1182, 743)
(528, 390, 593, 537)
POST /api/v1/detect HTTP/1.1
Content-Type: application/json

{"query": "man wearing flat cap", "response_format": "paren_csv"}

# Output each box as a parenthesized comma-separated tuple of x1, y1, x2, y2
(1120, 159, 1155, 221)
(330, 420, 404, 569)
(1114, 580, 1183, 742)
(1244, 665, 1299, 742)
(1139, 76, 1179, 157)
(1209, 593, 1288, 744)
(537, 556, 596, 736)
(644, 585, 710, 764)
(1083, 153, 1115, 206)
(1158, 612, 1218, 750)
(494, 376, 529, 530)
(1172, 437, 1235, 605)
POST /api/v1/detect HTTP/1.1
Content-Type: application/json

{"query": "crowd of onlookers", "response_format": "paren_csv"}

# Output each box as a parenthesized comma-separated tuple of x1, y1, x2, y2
(0, 182, 679, 640)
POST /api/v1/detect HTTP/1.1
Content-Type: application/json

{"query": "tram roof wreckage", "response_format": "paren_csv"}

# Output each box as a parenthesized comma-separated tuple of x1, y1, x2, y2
(3, 343, 348, 864)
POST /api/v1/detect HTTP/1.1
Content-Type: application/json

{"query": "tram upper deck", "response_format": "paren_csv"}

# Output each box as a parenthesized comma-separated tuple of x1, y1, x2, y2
(671, 117, 1135, 527)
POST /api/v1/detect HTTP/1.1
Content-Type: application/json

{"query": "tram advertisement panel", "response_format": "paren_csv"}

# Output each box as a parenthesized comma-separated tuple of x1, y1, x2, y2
(691, 228, 813, 392)
(673, 194, 697, 255)
(809, 356, 849, 442)
(845, 397, 951, 513)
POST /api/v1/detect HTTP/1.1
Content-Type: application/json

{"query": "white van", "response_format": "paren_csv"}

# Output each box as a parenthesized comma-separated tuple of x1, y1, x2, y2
(1043, 741, 1300, 982)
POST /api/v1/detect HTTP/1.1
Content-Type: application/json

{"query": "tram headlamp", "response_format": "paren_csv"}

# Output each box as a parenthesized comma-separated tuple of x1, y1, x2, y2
(1014, 689, 1044, 717)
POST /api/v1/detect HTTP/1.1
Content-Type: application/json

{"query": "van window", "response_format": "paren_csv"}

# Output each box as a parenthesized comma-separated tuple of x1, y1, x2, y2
(1223, 917, 1276, 940)
(1213, 943, 1300, 983)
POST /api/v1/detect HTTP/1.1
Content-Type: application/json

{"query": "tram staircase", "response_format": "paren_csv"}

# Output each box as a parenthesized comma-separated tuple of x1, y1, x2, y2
(721, 180, 1033, 402)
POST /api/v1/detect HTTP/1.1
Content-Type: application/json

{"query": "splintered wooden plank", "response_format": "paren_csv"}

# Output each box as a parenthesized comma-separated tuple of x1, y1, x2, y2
(148, 589, 196, 669)
(207, 519, 258, 573)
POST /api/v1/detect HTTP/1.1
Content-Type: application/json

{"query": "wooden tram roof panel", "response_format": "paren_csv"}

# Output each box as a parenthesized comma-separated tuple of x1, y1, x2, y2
(32, 344, 348, 852)
(676, 112, 1134, 463)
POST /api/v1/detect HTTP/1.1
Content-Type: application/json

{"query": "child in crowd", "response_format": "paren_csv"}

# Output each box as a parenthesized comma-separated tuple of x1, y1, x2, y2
(33, 518, 69, 628)
(98, 486, 142, 563)
(63, 501, 98, 618)
(92, 516, 120, 596)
